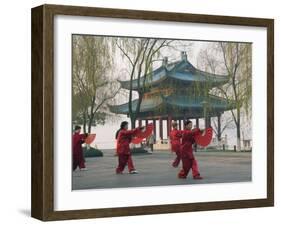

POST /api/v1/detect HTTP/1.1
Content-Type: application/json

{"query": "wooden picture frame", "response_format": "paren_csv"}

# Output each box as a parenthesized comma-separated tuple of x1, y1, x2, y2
(31, 4, 274, 221)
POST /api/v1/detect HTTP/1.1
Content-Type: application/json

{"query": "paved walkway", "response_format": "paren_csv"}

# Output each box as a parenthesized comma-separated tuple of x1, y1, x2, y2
(72, 150, 251, 190)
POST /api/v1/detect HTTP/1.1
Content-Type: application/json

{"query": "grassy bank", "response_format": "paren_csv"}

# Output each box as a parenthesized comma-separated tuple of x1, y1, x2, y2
(83, 146, 103, 157)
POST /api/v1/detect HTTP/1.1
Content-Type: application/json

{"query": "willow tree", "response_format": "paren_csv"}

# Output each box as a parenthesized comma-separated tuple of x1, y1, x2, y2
(72, 35, 119, 133)
(116, 38, 173, 128)
(219, 43, 252, 151)
(197, 42, 252, 151)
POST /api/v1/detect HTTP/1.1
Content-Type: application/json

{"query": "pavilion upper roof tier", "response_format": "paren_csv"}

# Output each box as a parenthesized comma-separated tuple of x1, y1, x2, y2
(118, 52, 229, 92)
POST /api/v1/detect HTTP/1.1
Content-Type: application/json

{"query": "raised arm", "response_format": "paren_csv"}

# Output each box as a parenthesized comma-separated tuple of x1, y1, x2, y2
(191, 128, 202, 136)
(121, 127, 142, 137)
(179, 129, 202, 139)
(175, 130, 184, 138)
(79, 133, 88, 144)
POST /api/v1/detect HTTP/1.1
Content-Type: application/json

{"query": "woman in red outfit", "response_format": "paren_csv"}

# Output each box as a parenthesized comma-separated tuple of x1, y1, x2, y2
(115, 121, 144, 174)
(170, 121, 182, 167)
(72, 125, 88, 171)
(178, 120, 203, 179)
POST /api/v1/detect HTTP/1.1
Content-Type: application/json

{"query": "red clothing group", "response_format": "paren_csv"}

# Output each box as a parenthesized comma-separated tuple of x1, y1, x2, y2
(72, 132, 87, 171)
(116, 128, 141, 173)
(170, 128, 201, 179)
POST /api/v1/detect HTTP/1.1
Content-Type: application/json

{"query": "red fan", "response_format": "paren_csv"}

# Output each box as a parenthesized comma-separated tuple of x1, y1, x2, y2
(194, 127, 213, 147)
(85, 134, 96, 145)
(131, 137, 144, 144)
(135, 123, 154, 139)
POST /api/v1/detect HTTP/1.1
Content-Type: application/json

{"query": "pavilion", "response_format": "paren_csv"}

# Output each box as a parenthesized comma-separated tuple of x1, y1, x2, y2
(109, 52, 235, 141)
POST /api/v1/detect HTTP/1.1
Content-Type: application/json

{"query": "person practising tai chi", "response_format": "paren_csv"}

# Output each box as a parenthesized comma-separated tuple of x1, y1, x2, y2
(170, 121, 202, 179)
(170, 121, 182, 167)
(178, 120, 203, 179)
(115, 121, 144, 174)
(72, 125, 88, 171)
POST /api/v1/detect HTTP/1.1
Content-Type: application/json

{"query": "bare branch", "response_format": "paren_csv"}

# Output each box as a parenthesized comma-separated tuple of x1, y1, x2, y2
(116, 40, 134, 67)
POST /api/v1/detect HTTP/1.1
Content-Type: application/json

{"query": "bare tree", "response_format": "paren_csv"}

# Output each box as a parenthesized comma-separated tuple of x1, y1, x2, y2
(197, 42, 252, 151)
(115, 38, 173, 128)
(211, 115, 235, 140)
(218, 43, 252, 151)
(197, 47, 234, 141)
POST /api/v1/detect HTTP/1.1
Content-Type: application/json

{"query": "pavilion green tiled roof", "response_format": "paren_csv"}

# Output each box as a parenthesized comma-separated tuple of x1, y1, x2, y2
(108, 94, 234, 118)
(165, 95, 232, 110)
(108, 96, 163, 114)
(118, 57, 229, 91)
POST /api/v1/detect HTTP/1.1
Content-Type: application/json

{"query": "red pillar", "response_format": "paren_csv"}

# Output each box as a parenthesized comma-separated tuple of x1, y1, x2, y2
(217, 114, 221, 141)
(167, 116, 172, 138)
(153, 119, 156, 138)
(159, 118, 163, 140)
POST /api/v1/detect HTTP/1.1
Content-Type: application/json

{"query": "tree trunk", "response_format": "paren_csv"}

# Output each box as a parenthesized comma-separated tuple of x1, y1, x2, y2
(87, 96, 96, 134)
(87, 120, 92, 134)
(236, 109, 241, 152)
(82, 112, 87, 134)
(87, 114, 93, 134)
(131, 116, 136, 129)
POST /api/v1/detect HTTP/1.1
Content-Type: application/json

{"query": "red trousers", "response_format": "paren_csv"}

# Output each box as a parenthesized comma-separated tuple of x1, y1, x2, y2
(173, 153, 200, 177)
(178, 158, 200, 178)
(73, 151, 85, 171)
(192, 159, 200, 177)
(116, 154, 135, 173)
(172, 150, 181, 167)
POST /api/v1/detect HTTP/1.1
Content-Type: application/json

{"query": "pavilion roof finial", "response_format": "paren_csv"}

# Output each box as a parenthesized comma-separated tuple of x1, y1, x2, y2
(162, 56, 168, 67)
(181, 51, 187, 61)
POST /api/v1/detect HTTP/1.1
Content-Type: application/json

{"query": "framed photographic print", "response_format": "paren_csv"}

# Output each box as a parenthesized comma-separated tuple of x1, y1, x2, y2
(31, 4, 274, 221)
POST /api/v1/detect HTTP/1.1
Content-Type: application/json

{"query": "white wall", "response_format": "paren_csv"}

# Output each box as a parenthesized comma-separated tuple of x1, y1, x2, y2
(0, 0, 279, 225)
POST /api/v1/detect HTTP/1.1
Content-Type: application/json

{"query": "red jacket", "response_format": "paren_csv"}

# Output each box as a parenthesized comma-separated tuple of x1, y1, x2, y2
(180, 128, 201, 159)
(170, 128, 182, 152)
(72, 132, 86, 155)
(116, 128, 141, 155)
